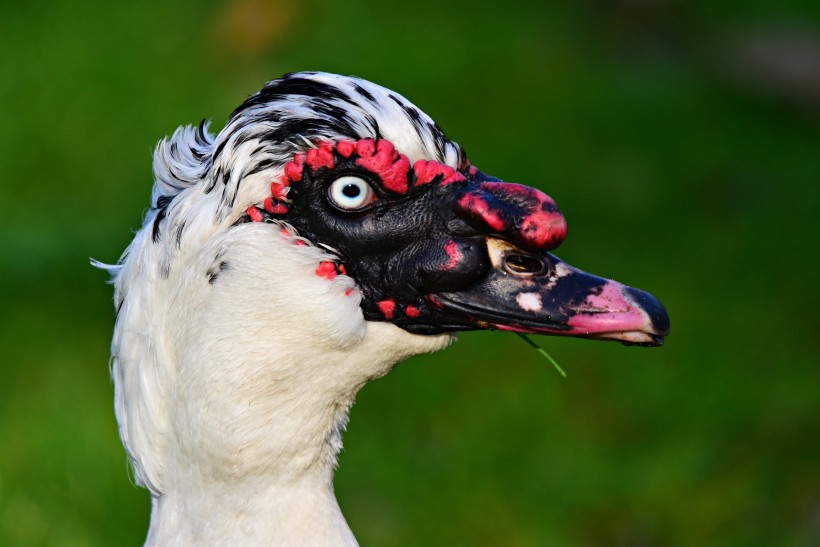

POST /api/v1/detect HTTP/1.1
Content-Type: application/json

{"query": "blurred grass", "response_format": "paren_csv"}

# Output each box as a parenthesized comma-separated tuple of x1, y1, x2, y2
(1, 0, 819, 545)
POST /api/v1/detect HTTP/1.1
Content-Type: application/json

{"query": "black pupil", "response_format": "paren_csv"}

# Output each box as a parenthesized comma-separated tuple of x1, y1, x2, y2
(342, 184, 361, 198)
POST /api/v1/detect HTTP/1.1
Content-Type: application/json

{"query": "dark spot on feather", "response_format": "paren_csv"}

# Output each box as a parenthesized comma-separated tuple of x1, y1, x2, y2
(428, 121, 448, 162)
(204, 167, 221, 194)
(402, 104, 422, 123)
(175, 220, 186, 248)
(372, 119, 383, 140)
(353, 82, 377, 104)
(152, 205, 169, 242)
(207, 260, 230, 284)
(195, 119, 211, 147)
(248, 157, 279, 176)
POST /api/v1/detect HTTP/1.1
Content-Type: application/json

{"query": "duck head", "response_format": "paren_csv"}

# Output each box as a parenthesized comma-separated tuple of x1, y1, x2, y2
(104, 72, 671, 542)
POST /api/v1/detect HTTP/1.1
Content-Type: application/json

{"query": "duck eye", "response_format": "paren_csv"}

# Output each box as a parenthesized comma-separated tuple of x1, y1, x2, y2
(328, 176, 377, 211)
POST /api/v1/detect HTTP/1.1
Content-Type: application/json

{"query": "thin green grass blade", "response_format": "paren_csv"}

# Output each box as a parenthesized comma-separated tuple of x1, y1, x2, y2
(515, 333, 566, 378)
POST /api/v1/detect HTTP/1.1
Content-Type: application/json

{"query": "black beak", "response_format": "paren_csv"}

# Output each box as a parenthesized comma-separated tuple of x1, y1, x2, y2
(428, 238, 670, 346)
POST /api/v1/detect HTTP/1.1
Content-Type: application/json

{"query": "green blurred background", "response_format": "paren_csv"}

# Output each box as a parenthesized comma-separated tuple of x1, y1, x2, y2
(2, 0, 819, 545)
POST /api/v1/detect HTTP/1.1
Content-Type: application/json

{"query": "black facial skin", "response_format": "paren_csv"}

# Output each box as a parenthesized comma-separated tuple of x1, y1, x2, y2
(279, 152, 496, 334)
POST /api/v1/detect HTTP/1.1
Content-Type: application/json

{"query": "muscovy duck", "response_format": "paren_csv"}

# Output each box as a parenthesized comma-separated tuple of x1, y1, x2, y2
(101, 71, 669, 546)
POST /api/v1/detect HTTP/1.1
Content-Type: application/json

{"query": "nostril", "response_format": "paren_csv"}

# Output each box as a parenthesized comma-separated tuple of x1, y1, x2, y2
(504, 254, 546, 276)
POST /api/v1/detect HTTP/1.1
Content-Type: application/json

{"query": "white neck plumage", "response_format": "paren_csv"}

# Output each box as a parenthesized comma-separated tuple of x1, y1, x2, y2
(147, 462, 353, 546)
(111, 223, 452, 546)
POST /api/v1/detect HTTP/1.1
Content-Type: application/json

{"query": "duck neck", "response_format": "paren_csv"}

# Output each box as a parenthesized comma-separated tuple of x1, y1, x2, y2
(146, 463, 356, 546)
(141, 327, 451, 546)
(144, 344, 369, 547)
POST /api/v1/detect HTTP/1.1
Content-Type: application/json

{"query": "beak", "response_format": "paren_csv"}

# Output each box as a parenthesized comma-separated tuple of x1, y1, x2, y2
(428, 238, 670, 346)
(424, 179, 670, 346)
